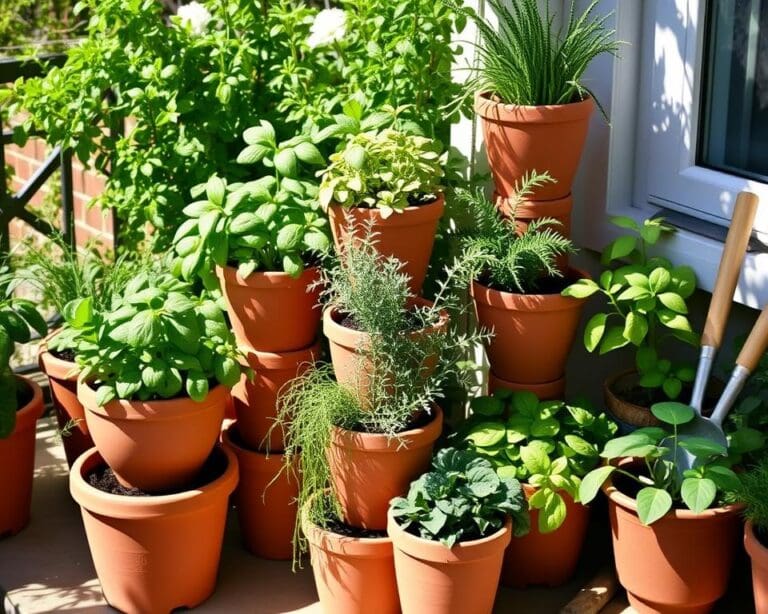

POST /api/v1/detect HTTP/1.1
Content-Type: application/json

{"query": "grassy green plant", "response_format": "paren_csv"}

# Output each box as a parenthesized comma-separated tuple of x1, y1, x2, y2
(739, 458, 768, 533)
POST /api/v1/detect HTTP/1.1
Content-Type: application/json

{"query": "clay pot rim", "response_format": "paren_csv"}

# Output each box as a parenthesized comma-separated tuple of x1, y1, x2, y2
(302, 512, 394, 557)
(471, 268, 590, 312)
(388, 509, 512, 562)
(238, 340, 321, 370)
(221, 421, 291, 469)
(38, 330, 80, 381)
(13, 375, 45, 432)
(329, 192, 445, 226)
(474, 91, 595, 123)
(745, 520, 768, 562)
(216, 263, 320, 289)
(69, 445, 239, 517)
(488, 370, 565, 393)
(330, 404, 443, 452)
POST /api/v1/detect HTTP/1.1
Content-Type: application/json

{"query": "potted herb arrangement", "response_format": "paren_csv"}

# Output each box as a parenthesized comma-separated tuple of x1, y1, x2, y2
(0, 268, 47, 536)
(318, 128, 447, 293)
(65, 270, 245, 613)
(579, 402, 743, 613)
(739, 458, 768, 614)
(563, 216, 698, 429)
(457, 390, 616, 587)
(388, 447, 528, 614)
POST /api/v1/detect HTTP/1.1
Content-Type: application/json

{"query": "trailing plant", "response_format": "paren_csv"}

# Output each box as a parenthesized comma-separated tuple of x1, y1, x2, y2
(60, 270, 245, 405)
(447, 0, 618, 116)
(579, 401, 741, 525)
(738, 458, 768, 534)
(456, 390, 616, 532)
(390, 447, 529, 547)
(563, 216, 698, 402)
(318, 128, 446, 217)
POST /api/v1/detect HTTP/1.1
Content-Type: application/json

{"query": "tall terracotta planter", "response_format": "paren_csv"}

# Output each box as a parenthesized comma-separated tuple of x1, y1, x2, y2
(216, 265, 322, 352)
(222, 422, 298, 560)
(303, 509, 399, 614)
(471, 270, 588, 385)
(475, 92, 594, 202)
(495, 191, 573, 239)
(38, 338, 93, 467)
(328, 194, 445, 294)
(604, 473, 743, 614)
(388, 511, 511, 614)
(79, 380, 228, 492)
(501, 485, 589, 587)
(488, 371, 565, 401)
(232, 341, 320, 451)
(328, 406, 443, 530)
(745, 521, 768, 614)
(0, 377, 43, 536)
(70, 446, 237, 614)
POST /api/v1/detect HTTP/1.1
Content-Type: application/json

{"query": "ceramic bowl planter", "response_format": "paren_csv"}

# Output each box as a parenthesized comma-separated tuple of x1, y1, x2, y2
(328, 194, 445, 294)
(487, 371, 565, 401)
(471, 269, 588, 385)
(475, 92, 594, 202)
(70, 446, 237, 614)
(604, 472, 743, 614)
(216, 265, 322, 352)
(603, 370, 661, 432)
(0, 377, 44, 536)
(745, 521, 768, 614)
(327, 406, 443, 530)
(78, 380, 228, 492)
(501, 485, 589, 587)
(232, 341, 320, 451)
(388, 510, 511, 614)
(222, 422, 298, 560)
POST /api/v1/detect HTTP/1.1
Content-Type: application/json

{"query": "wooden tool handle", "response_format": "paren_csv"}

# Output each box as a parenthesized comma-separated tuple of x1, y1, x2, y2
(701, 192, 759, 348)
(737, 306, 768, 372)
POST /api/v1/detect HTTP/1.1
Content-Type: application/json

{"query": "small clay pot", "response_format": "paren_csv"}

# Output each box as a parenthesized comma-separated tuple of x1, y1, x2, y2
(328, 194, 445, 294)
(603, 370, 661, 430)
(70, 445, 238, 614)
(487, 370, 565, 401)
(746, 520, 768, 614)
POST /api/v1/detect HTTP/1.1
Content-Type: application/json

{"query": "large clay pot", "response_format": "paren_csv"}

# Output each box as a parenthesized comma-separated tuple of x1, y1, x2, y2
(79, 380, 228, 492)
(471, 270, 588, 384)
(328, 406, 443, 530)
(303, 507, 399, 614)
(487, 370, 565, 401)
(38, 336, 93, 467)
(388, 510, 511, 614)
(232, 341, 320, 451)
(746, 521, 768, 614)
(0, 377, 44, 536)
(222, 422, 298, 560)
(501, 485, 589, 587)
(475, 92, 594, 202)
(216, 265, 322, 352)
(328, 194, 445, 294)
(604, 468, 743, 614)
(495, 191, 573, 239)
(70, 446, 237, 614)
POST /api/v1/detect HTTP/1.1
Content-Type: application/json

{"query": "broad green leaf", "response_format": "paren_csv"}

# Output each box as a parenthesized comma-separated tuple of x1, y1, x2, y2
(584, 313, 607, 352)
(599, 326, 630, 354)
(206, 175, 225, 206)
(214, 356, 241, 388)
(662, 377, 682, 399)
(623, 311, 648, 345)
(636, 346, 658, 372)
(236, 143, 270, 165)
(602, 235, 637, 262)
(649, 268, 672, 293)
(470, 396, 505, 417)
(539, 491, 567, 533)
(276, 224, 303, 252)
(282, 253, 304, 278)
(95, 385, 116, 407)
(703, 465, 741, 492)
(466, 422, 506, 448)
(658, 292, 687, 314)
(110, 310, 160, 347)
(510, 391, 539, 416)
(343, 144, 367, 170)
(579, 466, 615, 503)
(243, 121, 275, 146)
(520, 442, 551, 474)
(636, 487, 673, 525)
(680, 478, 717, 514)
(650, 402, 694, 426)
(294, 141, 325, 165)
(186, 370, 209, 402)
(678, 436, 727, 458)
(63, 297, 93, 328)
(561, 279, 599, 299)
(659, 310, 693, 332)
(610, 215, 639, 231)
(564, 434, 597, 457)
(274, 149, 298, 177)
(600, 433, 659, 459)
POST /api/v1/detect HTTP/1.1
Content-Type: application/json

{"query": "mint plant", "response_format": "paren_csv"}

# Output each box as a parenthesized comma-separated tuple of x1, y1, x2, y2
(458, 391, 616, 532)
(390, 447, 529, 547)
(563, 217, 698, 401)
(579, 402, 741, 525)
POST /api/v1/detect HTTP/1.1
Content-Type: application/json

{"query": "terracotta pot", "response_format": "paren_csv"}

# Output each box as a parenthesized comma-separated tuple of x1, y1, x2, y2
(324, 299, 449, 407)
(501, 485, 589, 587)
(487, 370, 565, 401)
(604, 370, 661, 431)
(388, 510, 511, 614)
(604, 466, 743, 614)
(328, 194, 445, 294)
(79, 380, 228, 492)
(746, 521, 768, 614)
(475, 92, 594, 202)
(232, 341, 320, 451)
(70, 445, 237, 614)
(303, 509, 399, 614)
(472, 270, 588, 384)
(0, 377, 44, 536)
(328, 406, 443, 530)
(216, 265, 322, 352)
(222, 422, 298, 560)
(38, 336, 93, 467)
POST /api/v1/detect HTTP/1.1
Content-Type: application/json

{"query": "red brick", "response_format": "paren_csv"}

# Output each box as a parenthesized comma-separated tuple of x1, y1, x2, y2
(83, 170, 106, 197)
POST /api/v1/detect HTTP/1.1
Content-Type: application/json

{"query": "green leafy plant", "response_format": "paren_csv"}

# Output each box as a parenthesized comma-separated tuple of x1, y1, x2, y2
(318, 128, 446, 217)
(457, 390, 616, 532)
(738, 458, 768, 534)
(563, 216, 698, 402)
(60, 270, 244, 405)
(579, 402, 741, 525)
(390, 447, 529, 547)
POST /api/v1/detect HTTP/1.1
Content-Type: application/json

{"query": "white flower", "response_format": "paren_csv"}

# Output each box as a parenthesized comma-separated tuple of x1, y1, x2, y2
(177, 1, 212, 36)
(307, 8, 347, 49)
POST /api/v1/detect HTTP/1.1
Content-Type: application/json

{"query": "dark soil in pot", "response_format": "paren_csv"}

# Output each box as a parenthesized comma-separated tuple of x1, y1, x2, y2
(49, 346, 76, 362)
(322, 517, 388, 539)
(476, 270, 581, 295)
